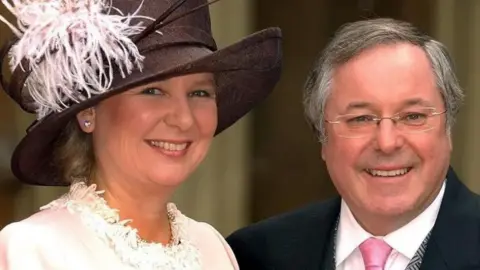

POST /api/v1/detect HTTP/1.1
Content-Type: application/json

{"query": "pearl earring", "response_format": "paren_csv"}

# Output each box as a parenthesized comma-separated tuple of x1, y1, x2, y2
(84, 120, 91, 128)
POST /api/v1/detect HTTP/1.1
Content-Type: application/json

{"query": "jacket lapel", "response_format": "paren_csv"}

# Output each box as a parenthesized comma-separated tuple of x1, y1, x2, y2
(320, 221, 338, 270)
(420, 167, 480, 270)
(286, 197, 340, 270)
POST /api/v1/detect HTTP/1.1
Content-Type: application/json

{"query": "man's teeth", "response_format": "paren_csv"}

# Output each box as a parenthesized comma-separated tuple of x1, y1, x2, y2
(366, 168, 409, 177)
(149, 141, 188, 151)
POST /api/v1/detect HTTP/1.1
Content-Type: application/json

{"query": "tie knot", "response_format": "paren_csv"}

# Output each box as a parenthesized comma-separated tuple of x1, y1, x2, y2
(359, 237, 392, 270)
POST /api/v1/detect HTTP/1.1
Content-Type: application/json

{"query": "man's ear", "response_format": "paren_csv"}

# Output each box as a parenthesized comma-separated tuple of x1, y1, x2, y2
(321, 143, 326, 161)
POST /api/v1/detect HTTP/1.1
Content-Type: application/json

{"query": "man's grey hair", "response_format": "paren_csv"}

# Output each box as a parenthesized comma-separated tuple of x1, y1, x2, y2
(303, 18, 464, 143)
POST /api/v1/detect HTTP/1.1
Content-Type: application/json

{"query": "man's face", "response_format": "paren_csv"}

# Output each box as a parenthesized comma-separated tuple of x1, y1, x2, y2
(322, 43, 452, 226)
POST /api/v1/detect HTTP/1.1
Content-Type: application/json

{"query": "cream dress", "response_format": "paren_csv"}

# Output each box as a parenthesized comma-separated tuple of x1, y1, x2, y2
(0, 182, 239, 269)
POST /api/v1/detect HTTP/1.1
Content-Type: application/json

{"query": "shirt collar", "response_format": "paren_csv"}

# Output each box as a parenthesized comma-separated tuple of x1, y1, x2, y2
(384, 180, 445, 258)
(335, 179, 446, 266)
(335, 199, 371, 266)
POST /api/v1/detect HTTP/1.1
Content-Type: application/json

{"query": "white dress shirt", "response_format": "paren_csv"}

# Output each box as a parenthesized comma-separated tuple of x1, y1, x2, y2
(335, 180, 446, 270)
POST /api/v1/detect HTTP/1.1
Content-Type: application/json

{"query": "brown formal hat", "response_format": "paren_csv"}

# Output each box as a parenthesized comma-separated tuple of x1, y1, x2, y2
(0, 0, 282, 186)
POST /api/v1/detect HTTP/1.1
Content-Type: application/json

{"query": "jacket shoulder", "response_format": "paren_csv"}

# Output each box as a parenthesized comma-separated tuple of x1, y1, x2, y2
(184, 216, 239, 269)
(0, 208, 81, 268)
(226, 198, 340, 269)
(229, 198, 339, 239)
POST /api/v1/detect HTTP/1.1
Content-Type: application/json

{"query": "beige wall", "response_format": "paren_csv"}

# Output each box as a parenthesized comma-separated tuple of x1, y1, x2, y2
(172, 1, 254, 235)
(0, 2, 25, 227)
(434, 0, 480, 193)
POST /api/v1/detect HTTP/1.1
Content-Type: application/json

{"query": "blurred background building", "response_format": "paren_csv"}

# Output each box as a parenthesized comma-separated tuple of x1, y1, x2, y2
(1, 0, 479, 236)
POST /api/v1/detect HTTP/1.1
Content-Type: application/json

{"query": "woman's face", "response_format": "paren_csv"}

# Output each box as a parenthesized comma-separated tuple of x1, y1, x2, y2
(77, 73, 217, 188)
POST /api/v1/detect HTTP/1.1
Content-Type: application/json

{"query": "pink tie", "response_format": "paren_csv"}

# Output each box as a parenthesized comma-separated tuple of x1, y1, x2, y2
(359, 237, 392, 270)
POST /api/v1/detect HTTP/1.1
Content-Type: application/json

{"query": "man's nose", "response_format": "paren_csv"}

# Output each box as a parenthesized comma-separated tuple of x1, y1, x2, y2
(373, 119, 404, 154)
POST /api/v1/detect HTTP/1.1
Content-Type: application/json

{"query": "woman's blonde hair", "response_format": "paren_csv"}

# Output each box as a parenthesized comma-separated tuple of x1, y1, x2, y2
(53, 119, 95, 183)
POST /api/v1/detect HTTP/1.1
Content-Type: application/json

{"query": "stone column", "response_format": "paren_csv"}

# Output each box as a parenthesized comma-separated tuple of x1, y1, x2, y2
(172, 0, 253, 236)
(433, 0, 480, 193)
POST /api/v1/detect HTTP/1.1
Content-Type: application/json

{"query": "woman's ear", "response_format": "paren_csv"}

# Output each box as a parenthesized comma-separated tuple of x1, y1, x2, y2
(76, 108, 96, 133)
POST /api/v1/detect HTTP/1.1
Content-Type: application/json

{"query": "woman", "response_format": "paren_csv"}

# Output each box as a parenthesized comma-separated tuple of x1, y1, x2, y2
(0, 0, 282, 268)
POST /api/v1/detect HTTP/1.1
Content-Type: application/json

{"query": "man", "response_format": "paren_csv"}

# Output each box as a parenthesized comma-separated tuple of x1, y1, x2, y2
(226, 18, 480, 270)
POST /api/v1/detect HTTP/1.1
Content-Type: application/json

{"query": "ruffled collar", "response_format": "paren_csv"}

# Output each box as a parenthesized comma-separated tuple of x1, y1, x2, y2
(41, 181, 202, 269)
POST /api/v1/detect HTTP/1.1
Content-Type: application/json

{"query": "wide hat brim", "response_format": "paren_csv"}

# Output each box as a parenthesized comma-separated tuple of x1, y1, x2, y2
(10, 27, 282, 186)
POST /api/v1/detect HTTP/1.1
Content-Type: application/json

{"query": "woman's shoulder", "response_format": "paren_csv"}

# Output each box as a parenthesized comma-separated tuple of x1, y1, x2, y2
(183, 215, 227, 243)
(0, 206, 87, 268)
(1, 181, 109, 240)
(1, 205, 78, 238)
(180, 213, 239, 270)
(0, 201, 92, 251)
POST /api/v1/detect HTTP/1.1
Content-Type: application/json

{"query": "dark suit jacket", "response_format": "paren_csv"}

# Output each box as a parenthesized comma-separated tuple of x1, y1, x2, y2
(226, 167, 480, 270)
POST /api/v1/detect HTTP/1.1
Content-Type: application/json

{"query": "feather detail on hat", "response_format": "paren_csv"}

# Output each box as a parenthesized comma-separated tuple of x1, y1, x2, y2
(0, 0, 152, 119)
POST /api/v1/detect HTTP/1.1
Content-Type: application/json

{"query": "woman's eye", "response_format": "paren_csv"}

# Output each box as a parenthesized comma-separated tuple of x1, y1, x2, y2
(141, 88, 163, 95)
(189, 90, 215, 98)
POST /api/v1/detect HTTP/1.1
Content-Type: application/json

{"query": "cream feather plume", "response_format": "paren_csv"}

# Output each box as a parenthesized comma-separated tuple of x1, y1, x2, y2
(0, 0, 153, 119)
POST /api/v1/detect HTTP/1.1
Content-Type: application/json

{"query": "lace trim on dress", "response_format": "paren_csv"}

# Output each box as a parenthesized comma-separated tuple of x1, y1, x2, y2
(41, 181, 202, 269)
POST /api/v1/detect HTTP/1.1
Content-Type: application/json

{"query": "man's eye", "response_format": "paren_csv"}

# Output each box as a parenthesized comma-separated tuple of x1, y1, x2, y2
(404, 113, 425, 120)
(400, 112, 427, 125)
(347, 115, 375, 123)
